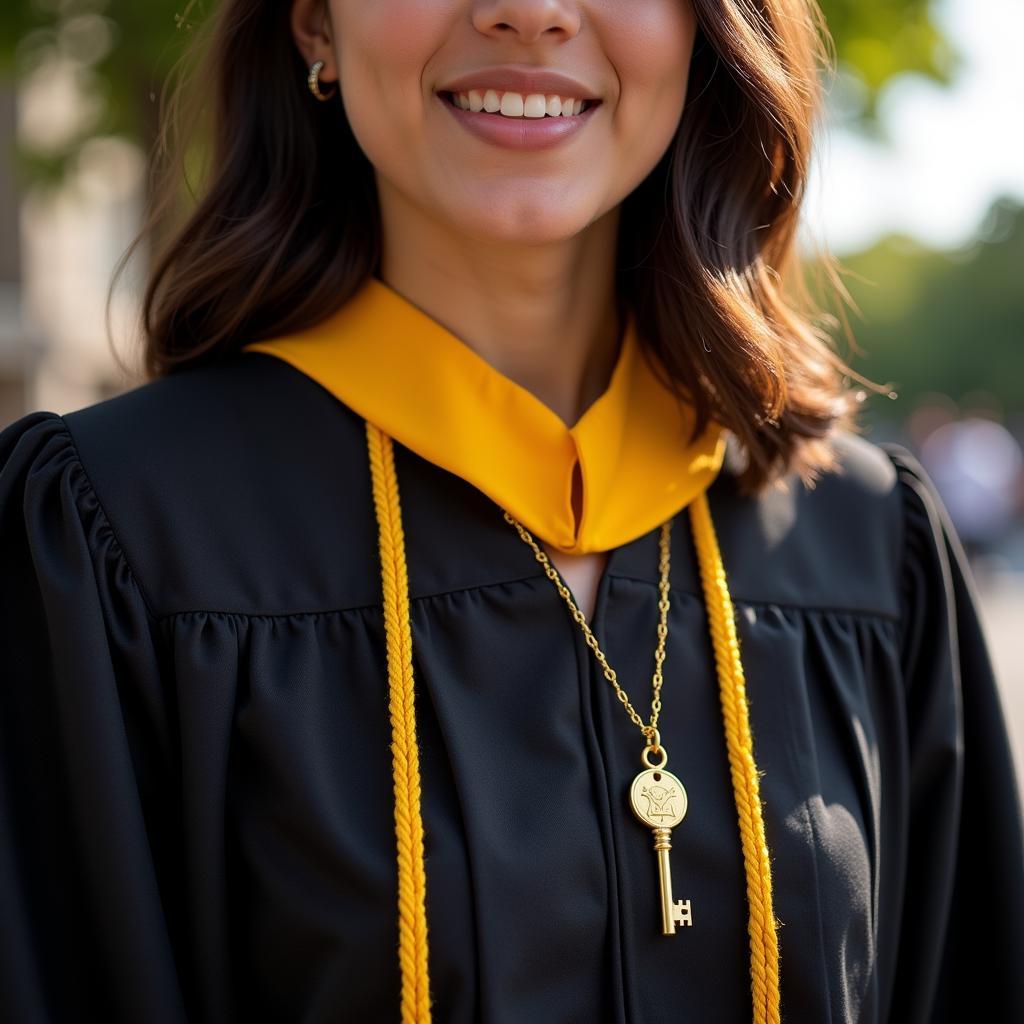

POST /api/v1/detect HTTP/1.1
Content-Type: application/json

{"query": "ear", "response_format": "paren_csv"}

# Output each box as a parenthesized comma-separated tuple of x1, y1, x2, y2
(291, 0, 337, 82)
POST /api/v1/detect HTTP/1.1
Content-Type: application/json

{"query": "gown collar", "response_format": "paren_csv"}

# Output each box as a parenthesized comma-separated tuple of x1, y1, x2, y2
(242, 274, 726, 555)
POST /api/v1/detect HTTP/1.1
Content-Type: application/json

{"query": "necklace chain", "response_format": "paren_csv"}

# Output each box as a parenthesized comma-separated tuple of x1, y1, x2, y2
(502, 511, 673, 754)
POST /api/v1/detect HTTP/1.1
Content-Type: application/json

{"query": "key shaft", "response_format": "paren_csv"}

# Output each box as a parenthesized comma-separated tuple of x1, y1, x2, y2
(652, 826, 692, 934)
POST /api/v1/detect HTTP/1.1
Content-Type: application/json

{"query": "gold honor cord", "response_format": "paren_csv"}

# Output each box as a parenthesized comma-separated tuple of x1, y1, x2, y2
(367, 421, 431, 1024)
(366, 421, 781, 1024)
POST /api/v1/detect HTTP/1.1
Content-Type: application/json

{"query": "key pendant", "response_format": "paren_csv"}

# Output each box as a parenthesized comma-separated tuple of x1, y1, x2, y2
(629, 753, 692, 935)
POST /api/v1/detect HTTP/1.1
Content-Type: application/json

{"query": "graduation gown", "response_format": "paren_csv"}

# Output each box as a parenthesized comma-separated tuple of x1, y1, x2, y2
(2, 281, 1023, 1022)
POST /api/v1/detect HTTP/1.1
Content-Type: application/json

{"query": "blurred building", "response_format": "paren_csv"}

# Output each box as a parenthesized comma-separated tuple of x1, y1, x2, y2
(0, 83, 36, 426)
(0, 67, 145, 429)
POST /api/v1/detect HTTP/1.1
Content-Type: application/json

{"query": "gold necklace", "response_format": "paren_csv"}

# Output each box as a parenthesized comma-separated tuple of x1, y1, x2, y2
(503, 511, 693, 936)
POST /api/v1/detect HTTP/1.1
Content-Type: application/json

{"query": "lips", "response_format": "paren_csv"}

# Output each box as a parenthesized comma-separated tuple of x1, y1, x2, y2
(437, 65, 600, 102)
(437, 89, 601, 151)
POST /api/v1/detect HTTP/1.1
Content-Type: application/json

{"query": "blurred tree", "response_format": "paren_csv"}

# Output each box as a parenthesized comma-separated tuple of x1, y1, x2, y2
(822, 0, 958, 126)
(822, 196, 1024, 420)
(0, 0, 201, 185)
(0, 0, 961, 185)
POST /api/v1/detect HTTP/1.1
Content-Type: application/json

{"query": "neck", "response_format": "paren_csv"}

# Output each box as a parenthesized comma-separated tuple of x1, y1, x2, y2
(378, 180, 624, 428)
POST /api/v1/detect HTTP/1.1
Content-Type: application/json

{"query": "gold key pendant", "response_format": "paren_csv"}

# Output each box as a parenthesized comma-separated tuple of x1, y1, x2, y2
(629, 741, 692, 935)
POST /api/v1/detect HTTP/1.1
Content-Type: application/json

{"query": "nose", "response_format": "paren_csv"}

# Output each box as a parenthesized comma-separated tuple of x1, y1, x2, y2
(471, 0, 582, 44)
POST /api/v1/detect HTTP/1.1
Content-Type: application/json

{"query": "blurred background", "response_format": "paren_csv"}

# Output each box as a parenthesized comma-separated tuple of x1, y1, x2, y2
(0, 1, 1021, 785)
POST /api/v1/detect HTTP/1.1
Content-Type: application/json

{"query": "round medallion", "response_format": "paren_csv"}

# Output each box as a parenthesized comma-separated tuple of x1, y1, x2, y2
(629, 767, 688, 829)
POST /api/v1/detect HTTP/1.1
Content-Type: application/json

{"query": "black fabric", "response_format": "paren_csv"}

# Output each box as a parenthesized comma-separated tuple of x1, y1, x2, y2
(1, 350, 1022, 1023)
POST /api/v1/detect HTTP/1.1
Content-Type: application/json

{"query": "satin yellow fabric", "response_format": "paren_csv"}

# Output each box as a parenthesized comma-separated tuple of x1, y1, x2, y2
(243, 274, 726, 554)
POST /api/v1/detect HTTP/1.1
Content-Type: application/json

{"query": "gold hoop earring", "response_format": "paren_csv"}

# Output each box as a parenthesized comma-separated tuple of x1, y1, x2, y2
(307, 60, 337, 102)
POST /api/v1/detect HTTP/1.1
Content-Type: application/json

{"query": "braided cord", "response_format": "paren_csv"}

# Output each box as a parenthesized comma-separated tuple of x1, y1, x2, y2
(689, 489, 782, 1024)
(367, 422, 432, 1023)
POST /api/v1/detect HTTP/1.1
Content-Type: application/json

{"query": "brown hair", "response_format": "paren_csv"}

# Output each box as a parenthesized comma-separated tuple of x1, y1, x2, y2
(115, 0, 886, 494)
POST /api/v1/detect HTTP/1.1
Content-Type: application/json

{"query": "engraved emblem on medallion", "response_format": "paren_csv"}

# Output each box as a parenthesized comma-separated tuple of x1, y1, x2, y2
(639, 782, 682, 823)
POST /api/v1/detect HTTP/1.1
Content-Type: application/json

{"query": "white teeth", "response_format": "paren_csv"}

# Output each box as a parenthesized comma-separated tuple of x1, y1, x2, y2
(499, 92, 525, 117)
(523, 94, 547, 118)
(454, 89, 590, 118)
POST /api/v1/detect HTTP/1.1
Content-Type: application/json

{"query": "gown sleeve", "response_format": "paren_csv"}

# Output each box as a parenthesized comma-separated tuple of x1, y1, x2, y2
(881, 441, 1024, 1022)
(0, 411, 187, 1023)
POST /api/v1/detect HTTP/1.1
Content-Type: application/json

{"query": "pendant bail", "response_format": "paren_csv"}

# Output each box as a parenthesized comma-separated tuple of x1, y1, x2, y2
(642, 728, 668, 769)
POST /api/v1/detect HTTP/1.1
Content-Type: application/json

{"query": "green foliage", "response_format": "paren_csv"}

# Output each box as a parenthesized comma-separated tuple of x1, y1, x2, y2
(822, 0, 958, 88)
(0, 0, 204, 182)
(827, 196, 1024, 420)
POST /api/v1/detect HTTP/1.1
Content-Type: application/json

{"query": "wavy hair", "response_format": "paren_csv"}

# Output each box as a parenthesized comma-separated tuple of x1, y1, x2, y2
(115, 0, 886, 494)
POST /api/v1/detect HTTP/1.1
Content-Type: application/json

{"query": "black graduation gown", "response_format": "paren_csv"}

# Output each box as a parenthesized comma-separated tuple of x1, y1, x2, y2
(1, 349, 1022, 1024)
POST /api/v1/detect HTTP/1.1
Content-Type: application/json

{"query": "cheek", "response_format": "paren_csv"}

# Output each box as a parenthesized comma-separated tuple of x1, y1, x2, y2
(332, 0, 450, 148)
(603, 1, 697, 151)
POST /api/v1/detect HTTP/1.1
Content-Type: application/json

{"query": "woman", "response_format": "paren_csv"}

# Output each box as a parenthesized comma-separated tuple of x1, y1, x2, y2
(1, 1, 1021, 1021)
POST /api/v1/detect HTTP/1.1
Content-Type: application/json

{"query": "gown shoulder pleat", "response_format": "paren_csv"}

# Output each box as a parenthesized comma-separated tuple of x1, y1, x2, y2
(0, 410, 188, 1022)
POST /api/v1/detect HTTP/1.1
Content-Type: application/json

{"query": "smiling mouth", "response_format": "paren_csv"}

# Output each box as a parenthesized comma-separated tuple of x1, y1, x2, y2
(440, 91, 600, 118)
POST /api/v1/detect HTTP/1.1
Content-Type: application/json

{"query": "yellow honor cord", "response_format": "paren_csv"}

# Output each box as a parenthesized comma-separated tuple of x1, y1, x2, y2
(690, 488, 782, 1023)
(367, 421, 432, 1023)
(367, 422, 781, 1024)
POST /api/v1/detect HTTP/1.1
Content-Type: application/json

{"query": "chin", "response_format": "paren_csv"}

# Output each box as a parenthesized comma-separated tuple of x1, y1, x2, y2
(445, 198, 599, 247)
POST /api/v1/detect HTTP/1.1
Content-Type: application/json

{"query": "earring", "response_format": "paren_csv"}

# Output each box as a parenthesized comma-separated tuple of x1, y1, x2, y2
(307, 60, 337, 102)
